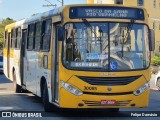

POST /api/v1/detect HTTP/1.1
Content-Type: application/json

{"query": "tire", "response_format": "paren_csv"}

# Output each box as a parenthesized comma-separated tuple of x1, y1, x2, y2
(13, 71, 22, 93)
(43, 82, 54, 112)
(21, 88, 29, 93)
(156, 78, 160, 91)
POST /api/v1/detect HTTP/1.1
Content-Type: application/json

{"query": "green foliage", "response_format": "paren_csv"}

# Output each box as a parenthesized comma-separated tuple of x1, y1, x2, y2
(151, 55, 160, 66)
(32, 13, 39, 16)
(0, 18, 15, 50)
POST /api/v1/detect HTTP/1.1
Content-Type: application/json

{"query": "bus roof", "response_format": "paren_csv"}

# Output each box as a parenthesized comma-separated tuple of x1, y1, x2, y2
(5, 4, 147, 30)
(24, 6, 64, 24)
(5, 19, 25, 31)
(5, 6, 63, 30)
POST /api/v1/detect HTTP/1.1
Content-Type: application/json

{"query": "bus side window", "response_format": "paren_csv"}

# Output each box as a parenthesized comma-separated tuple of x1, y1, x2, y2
(4, 30, 8, 48)
(27, 24, 35, 50)
(11, 29, 16, 49)
(41, 19, 51, 51)
(15, 27, 21, 49)
(35, 22, 41, 51)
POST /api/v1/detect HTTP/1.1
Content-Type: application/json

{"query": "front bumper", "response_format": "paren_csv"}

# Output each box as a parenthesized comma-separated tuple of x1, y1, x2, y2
(59, 88, 150, 108)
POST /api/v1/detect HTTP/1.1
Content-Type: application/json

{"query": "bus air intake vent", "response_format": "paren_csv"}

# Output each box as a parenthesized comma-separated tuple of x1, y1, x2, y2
(77, 76, 141, 86)
(83, 91, 133, 96)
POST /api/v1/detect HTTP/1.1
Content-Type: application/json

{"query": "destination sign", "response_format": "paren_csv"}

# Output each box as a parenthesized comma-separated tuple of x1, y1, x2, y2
(70, 7, 144, 20)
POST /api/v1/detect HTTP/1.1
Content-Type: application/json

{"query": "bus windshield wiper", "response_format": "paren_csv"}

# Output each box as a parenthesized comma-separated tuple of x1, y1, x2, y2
(82, 18, 100, 41)
(121, 19, 135, 57)
(124, 19, 135, 41)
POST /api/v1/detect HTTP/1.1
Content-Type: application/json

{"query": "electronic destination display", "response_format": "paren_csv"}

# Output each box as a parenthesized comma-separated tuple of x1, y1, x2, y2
(70, 6, 144, 20)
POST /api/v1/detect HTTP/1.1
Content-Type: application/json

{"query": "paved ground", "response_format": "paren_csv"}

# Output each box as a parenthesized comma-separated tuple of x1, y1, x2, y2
(0, 74, 160, 119)
(150, 74, 158, 90)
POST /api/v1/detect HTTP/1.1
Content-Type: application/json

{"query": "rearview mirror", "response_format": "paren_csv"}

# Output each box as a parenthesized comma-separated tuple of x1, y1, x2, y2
(149, 29, 155, 51)
(58, 27, 64, 41)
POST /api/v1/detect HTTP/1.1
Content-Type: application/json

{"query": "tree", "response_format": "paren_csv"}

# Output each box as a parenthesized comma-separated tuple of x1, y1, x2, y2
(0, 18, 15, 50)
(32, 13, 39, 16)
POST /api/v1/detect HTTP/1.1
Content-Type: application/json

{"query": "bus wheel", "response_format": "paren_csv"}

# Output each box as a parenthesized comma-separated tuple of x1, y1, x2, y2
(13, 71, 22, 93)
(43, 82, 53, 112)
(156, 78, 160, 91)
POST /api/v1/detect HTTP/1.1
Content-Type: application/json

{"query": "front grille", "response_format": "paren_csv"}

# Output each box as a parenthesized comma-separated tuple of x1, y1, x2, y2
(83, 91, 133, 96)
(78, 76, 141, 86)
(83, 100, 131, 107)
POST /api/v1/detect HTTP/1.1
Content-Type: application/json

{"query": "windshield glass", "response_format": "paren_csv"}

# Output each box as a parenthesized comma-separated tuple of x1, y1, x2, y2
(63, 22, 150, 71)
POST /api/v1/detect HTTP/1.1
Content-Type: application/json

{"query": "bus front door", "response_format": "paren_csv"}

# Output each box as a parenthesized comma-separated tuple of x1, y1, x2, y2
(20, 29, 27, 85)
(51, 25, 59, 103)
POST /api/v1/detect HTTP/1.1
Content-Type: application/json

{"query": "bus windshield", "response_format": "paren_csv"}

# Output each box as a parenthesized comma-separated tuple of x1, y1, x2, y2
(63, 22, 150, 71)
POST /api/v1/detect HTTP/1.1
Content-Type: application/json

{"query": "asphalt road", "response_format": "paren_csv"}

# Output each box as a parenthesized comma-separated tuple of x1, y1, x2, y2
(0, 74, 160, 119)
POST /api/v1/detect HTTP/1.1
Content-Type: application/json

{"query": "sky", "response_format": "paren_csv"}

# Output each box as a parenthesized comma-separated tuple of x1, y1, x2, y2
(0, 0, 86, 21)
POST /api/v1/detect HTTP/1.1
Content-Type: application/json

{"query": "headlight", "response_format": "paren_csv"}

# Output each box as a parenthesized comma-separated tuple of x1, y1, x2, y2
(60, 81, 83, 96)
(133, 82, 150, 96)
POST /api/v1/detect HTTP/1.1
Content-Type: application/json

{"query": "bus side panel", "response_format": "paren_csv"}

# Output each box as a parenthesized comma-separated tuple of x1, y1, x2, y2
(14, 49, 21, 85)
(35, 52, 52, 98)
(9, 49, 14, 81)
(36, 68, 52, 98)
(23, 51, 52, 97)
(3, 49, 8, 78)
(24, 51, 37, 94)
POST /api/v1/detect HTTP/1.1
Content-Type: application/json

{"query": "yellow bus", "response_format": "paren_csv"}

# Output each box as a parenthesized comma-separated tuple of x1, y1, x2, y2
(3, 4, 155, 112)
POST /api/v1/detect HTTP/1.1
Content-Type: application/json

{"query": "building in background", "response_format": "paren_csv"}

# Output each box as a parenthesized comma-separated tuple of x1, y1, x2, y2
(87, 0, 115, 4)
(87, 0, 160, 55)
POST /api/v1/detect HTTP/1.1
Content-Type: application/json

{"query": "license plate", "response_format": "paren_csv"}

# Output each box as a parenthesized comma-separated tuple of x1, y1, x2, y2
(101, 100, 116, 105)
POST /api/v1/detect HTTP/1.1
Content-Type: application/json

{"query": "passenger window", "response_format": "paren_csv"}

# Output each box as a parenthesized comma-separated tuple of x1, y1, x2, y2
(35, 22, 41, 51)
(4, 31, 8, 48)
(11, 29, 16, 48)
(27, 24, 35, 50)
(41, 19, 51, 51)
(15, 27, 21, 49)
